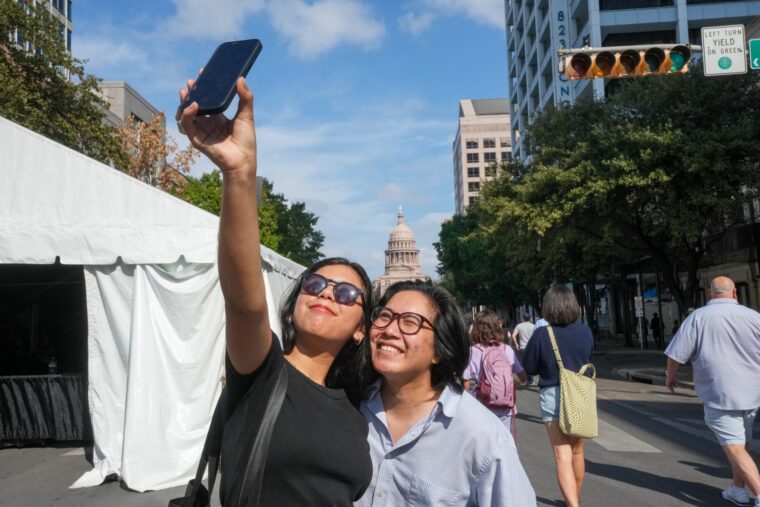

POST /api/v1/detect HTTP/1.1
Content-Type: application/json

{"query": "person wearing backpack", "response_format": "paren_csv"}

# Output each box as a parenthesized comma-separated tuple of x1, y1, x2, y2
(464, 310, 527, 435)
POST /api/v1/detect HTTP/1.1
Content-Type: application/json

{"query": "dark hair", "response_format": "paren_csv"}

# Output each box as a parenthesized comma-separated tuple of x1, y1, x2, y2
(470, 309, 503, 345)
(360, 281, 470, 394)
(278, 257, 373, 405)
(542, 285, 581, 325)
(523, 314, 531, 322)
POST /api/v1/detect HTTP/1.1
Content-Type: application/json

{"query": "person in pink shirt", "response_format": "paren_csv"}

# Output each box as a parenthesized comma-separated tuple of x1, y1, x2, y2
(464, 310, 526, 435)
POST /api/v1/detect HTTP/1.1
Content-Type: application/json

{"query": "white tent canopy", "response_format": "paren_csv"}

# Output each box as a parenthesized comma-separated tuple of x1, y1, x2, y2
(0, 117, 304, 491)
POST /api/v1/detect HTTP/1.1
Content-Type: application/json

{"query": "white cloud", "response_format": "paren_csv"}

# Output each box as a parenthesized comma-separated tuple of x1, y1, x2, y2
(398, 11, 435, 36)
(401, 0, 505, 32)
(74, 37, 150, 71)
(161, 0, 266, 40)
(267, 0, 386, 59)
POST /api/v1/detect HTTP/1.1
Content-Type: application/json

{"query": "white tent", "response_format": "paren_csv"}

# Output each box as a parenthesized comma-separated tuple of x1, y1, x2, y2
(0, 116, 304, 491)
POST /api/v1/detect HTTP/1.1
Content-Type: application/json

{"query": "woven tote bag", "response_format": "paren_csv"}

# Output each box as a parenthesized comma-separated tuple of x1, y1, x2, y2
(547, 326, 598, 439)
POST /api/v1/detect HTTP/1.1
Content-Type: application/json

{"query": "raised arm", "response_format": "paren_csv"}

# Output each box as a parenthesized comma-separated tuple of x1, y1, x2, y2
(178, 77, 271, 374)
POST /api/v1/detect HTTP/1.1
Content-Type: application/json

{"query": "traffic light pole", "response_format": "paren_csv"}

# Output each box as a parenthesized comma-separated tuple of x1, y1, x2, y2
(558, 44, 702, 56)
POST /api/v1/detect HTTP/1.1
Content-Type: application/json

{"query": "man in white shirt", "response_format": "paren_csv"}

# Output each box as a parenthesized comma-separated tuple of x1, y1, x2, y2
(666, 276, 760, 507)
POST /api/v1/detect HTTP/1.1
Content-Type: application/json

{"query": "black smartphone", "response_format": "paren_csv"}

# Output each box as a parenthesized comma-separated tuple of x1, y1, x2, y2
(180, 39, 262, 116)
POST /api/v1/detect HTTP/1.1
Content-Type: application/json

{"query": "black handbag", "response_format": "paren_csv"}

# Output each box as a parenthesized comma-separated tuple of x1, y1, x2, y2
(169, 362, 288, 507)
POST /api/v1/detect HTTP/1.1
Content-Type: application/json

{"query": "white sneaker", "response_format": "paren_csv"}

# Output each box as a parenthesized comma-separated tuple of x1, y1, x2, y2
(722, 484, 751, 506)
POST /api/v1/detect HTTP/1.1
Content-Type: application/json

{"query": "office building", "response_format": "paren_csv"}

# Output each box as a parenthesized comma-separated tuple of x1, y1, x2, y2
(452, 99, 511, 215)
(97, 81, 162, 129)
(12, 0, 73, 53)
(505, 0, 760, 160)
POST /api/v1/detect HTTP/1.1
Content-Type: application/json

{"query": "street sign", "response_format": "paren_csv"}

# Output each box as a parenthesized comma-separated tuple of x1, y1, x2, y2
(750, 39, 760, 70)
(634, 296, 643, 317)
(701, 25, 747, 76)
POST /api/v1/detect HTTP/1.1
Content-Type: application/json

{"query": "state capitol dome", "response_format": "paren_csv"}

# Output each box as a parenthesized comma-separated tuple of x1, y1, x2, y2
(373, 206, 431, 296)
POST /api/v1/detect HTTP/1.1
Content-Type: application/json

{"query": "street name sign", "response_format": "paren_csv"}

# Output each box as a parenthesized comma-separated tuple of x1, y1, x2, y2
(701, 25, 747, 76)
(750, 39, 760, 70)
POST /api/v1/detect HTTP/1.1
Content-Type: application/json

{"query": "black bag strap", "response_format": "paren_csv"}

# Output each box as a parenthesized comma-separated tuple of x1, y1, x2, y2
(234, 361, 288, 506)
(170, 388, 226, 507)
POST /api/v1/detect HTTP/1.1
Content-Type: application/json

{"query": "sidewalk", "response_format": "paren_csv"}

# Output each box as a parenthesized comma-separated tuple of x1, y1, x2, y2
(592, 334, 694, 389)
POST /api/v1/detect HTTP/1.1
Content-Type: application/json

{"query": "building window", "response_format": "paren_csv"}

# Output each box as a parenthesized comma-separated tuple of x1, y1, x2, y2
(67, 0, 72, 20)
(468, 196, 480, 206)
(483, 138, 496, 148)
(466, 153, 479, 163)
(600, 0, 674, 9)
(467, 167, 479, 178)
(500, 137, 509, 147)
(485, 166, 497, 178)
(484, 152, 496, 163)
(66, 28, 71, 51)
(501, 151, 512, 161)
(468, 181, 480, 192)
(465, 139, 478, 149)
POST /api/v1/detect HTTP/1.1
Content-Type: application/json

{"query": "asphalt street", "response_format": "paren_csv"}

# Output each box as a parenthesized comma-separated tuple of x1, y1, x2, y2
(0, 376, 745, 506)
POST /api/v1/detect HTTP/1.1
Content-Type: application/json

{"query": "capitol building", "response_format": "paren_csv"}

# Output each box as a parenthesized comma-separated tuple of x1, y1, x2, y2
(373, 207, 430, 296)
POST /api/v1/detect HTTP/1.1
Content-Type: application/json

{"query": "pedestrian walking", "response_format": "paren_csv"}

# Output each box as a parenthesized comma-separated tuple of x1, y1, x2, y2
(650, 312, 664, 349)
(355, 281, 536, 506)
(665, 276, 760, 507)
(514, 313, 536, 384)
(464, 310, 527, 436)
(522, 286, 594, 507)
(176, 77, 373, 505)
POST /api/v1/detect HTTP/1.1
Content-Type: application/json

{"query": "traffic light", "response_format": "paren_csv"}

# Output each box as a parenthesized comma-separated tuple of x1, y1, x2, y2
(562, 45, 693, 80)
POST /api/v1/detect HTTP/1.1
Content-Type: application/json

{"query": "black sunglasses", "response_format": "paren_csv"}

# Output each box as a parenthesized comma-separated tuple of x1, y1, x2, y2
(300, 273, 363, 306)
(371, 306, 436, 335)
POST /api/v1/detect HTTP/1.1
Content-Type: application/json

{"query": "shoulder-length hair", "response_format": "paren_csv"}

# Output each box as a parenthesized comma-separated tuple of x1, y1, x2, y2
(542, 285, 581, 325)
(359, 280, 470, 394)
(469, 309, 503, 345)
(278, 257, 373, 405)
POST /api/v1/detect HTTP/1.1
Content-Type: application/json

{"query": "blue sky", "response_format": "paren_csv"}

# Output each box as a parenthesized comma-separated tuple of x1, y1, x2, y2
(73, 0, 508, 279)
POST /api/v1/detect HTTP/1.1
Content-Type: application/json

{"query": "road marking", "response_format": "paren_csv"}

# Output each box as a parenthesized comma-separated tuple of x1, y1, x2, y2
(652, 417, 715, 444)
(61, 448, 85, 456)
(594, 417, 662, 453)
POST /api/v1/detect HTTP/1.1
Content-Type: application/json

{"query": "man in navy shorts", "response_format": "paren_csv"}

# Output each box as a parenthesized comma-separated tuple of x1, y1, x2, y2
(666, 276, 760, 506)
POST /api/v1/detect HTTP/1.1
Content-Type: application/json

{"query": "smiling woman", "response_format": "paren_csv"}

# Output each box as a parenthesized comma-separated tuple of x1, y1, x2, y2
(355, 281, 537, 506)
(175, 77, 373, 506)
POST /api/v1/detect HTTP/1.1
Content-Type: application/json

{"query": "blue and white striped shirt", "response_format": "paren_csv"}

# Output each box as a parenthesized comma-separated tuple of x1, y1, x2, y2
(355, 382, 536, 507)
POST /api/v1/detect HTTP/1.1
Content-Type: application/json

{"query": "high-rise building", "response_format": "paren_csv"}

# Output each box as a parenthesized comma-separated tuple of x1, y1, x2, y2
(452, 99, 511, 215)
(373, 207, 430, 296)
(12, 0, 73, 54)
(505, 0, 760, 160)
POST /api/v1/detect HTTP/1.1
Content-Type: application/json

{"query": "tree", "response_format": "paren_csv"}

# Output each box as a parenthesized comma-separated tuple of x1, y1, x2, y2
(0, 0, 126, 166)
(181, 169, 223, 215)
(479, 67, 760, 317)
(117, 113, 198, 193)
(180, 175, 325, 266)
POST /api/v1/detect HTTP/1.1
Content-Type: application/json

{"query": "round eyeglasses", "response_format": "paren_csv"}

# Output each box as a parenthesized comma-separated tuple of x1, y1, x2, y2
(371, 306, 436, 335)
(300, 273, 363, 306)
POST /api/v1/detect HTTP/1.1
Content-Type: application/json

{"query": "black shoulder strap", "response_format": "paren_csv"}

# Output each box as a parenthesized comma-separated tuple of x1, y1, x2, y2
(235, 362, 288, 506)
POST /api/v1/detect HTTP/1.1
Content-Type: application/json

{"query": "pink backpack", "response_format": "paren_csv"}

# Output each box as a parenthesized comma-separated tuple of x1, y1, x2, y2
(475, 341, 515, 408)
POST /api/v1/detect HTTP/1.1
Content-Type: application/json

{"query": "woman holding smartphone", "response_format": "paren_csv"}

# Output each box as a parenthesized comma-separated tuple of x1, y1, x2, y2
(355, 281, 536, 506)
(177, 78, 372, 505)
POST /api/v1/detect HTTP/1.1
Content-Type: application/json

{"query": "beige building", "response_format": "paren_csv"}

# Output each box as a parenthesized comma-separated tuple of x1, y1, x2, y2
(373, 207, 431, 296)
(452, 99, 510, 215)
(97, 81, 162, 129)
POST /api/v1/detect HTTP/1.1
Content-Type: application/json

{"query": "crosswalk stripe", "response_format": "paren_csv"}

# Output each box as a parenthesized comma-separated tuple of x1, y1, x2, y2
(594, 417, 662, 453)
(60, 448, 85, 456)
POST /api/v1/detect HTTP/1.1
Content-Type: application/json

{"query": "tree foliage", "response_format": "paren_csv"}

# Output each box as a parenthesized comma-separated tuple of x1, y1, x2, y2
(181, 175, 324, 266)
(437, 67, 760, 318)
(117, 113, 198, 193)
(0, 0, 125, 165)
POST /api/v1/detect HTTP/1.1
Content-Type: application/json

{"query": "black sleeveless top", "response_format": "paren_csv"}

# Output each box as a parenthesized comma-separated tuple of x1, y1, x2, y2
(220, 337, 372, 506)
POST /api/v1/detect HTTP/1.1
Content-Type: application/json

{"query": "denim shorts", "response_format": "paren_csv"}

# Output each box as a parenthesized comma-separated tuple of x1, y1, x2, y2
(539, 386, 561, 422)
(703, 405, 758, 446)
